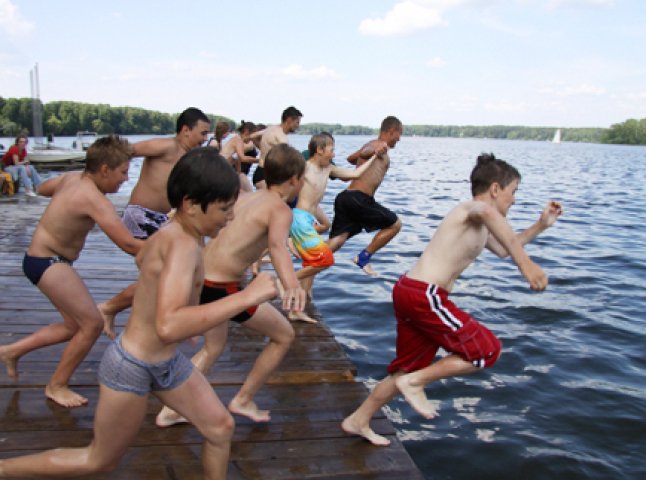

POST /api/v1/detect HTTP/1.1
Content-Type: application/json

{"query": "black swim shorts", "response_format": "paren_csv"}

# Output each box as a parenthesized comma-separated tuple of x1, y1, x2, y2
(329, 190, 398, 239)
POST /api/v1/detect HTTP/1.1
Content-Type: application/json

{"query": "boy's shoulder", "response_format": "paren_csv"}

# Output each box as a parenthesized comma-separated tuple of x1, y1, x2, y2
(138, 221, 200, 265)
(440, 200, 479, 224)
(242, 190, 290, 222)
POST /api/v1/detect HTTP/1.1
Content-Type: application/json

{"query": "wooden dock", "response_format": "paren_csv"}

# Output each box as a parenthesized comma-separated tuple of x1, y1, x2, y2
(0, 194, 423, 479)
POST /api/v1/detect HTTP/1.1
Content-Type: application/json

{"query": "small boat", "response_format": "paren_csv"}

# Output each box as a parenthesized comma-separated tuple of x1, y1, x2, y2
(29, 131, 97, 165)
(552, 128, 562, 144)
(28, 148, 86, 164)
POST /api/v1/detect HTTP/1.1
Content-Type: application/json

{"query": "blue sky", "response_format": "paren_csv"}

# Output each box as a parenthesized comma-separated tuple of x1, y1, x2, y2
(1, 0, 644, 128)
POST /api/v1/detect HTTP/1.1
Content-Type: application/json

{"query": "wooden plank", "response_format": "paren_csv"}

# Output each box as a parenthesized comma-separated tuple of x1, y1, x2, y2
(0, 196, 423, 479)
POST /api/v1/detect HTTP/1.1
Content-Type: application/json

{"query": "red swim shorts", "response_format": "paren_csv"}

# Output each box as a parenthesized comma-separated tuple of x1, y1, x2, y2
(387, 275, 501, 374)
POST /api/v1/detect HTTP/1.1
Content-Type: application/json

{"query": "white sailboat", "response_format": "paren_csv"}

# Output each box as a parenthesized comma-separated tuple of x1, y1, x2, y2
(28, 64, 87, 165)
(552, 128, 562, 144)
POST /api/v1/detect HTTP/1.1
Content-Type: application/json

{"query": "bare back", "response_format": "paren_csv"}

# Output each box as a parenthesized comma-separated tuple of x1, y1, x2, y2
(122, 222, 204, 363)
(204, 190, 291, 281)
(347, 140, 390, 196)
(407, 201, 489, 292)
(259, 126, 288, 167)
(128, 137, 188, 213)
(29, 173, 107, 260)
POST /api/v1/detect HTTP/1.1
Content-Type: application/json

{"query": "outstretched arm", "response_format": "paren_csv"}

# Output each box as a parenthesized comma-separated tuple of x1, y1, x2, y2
(486, 201, 563, 257)
(132, 138, 170, 158)
(88, 194, 144, 255)
(155, 242, 277, 343)
(469, 203, 548, 291)
(330, 155, 376, 181)
(36, 175, 64, 197)
(347, 140, 387, 165)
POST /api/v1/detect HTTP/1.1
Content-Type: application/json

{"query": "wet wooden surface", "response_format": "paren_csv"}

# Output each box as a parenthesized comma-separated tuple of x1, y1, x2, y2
(0, 193, 423, 479)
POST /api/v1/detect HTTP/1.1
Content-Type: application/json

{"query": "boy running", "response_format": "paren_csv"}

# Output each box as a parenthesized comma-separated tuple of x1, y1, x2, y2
(98, 107, 211, 338)
(342, 153, 563, 446)
(156, 143, 307, 426)
(0, 136, 143, 408)
(0, 148, 277, 479)
(328, 116, 403, 276)
(288, 132, 376, 322)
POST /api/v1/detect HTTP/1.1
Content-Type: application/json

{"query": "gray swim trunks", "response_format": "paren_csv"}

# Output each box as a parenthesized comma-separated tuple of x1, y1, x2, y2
(121, 204, 169, 240)
(98, 335, 194, 396)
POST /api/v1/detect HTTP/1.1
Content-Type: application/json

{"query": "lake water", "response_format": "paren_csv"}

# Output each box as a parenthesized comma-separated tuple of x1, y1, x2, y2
(9, 134, 645, 479)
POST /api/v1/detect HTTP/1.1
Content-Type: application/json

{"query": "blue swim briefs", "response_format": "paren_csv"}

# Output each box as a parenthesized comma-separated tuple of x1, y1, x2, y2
(22, 253, 73, 286)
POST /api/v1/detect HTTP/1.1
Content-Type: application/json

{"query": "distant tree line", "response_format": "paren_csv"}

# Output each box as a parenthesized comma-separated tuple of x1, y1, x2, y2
(403, 124, 605, 143)
(1, 96, 642, 145)
(0, 97, 232, 137)
(601, 118, 646, 145)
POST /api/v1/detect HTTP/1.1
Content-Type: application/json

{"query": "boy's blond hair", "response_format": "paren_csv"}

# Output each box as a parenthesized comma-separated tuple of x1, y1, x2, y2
(85, 135, 132, 173)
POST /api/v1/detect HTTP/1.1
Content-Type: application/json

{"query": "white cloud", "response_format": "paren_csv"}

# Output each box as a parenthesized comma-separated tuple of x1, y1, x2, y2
(0, 0, 34, 36)
(427, 57, 447, 67)
(359, 1, 448, 36)
(620, 91, 646, 101)
(547, 0, 616, 8)
(540, 83, 607, 96)
(281, 64, 340, 79)
(483, 100, 530, 113)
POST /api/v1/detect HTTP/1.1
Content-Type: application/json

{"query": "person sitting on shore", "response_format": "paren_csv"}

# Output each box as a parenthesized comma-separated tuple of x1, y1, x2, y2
(1, 134, 42, 197)
(342, 153, 562, 446)
(0, 135, 144, 408)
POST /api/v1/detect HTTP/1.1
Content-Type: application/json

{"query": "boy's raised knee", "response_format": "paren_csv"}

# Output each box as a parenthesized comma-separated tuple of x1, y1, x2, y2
(202, 411, 235, 444)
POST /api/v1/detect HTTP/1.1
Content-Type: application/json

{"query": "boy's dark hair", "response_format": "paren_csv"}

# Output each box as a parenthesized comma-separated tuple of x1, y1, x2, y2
(281, 106, 303, 122)
(380, 116, 402, 132)
(85, 135, 131, 173)
(176, 107, 210, 134)
(167, 147, 239, 212)
(237, 120, 256, 134)
(470, 153, 521, 196)
(264, 144, 305, 187)
(308, 132, 334, 158)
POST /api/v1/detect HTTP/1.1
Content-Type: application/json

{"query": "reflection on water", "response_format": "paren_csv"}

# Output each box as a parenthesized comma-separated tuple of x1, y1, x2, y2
(10, 134, 644, 479)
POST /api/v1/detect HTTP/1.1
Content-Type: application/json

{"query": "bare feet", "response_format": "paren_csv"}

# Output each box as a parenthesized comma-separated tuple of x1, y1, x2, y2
(98, 302, 116, 339)
(288, 310, 318, 324)
(0, 345, 18, 380)
(156, 405, 189, 427)
(228, 398, 270, 422)
(395, 375, 437, 419)
(352, 257, 379, 277)
(341, 415, 391, 447)
(45, 384, 88, 408)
